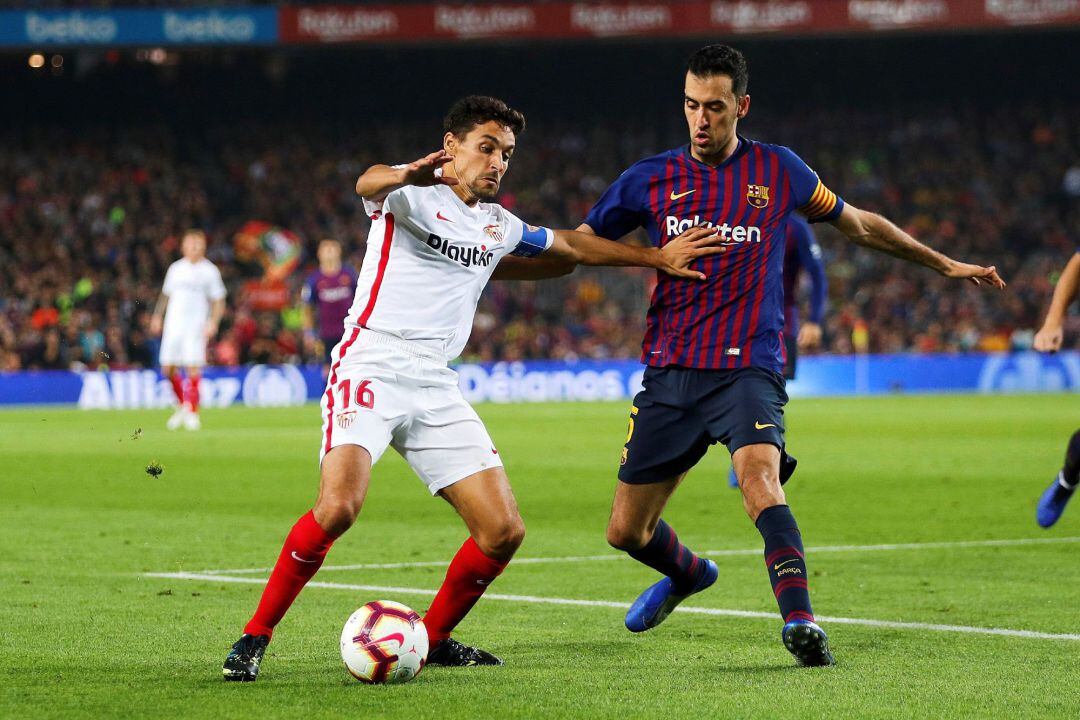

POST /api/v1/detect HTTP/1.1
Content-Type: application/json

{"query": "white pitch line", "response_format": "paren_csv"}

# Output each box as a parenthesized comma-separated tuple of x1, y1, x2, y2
(144, 571, 1080, 643)
(197, 535, 1080, 576)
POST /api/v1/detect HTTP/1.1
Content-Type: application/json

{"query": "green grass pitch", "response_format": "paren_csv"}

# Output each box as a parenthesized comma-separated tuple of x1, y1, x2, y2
(2, 394, 1079, 719)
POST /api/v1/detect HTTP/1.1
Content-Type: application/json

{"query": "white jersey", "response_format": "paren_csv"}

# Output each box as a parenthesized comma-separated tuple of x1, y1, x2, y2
(348, 183, 553, 360)
(161, 257, 227, 336)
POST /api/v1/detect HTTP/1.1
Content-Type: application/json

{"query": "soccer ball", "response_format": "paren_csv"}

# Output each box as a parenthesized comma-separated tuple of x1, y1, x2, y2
(340, 600, 429, 684)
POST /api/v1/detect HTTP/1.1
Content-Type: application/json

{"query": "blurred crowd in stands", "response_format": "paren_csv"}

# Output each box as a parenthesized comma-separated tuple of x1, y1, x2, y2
(2, 102, 1078, 371)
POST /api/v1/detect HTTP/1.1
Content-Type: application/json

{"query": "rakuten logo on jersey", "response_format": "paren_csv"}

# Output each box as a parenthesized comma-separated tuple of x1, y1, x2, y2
(665, 217, 761, 244)
(426, 234, 495, 268)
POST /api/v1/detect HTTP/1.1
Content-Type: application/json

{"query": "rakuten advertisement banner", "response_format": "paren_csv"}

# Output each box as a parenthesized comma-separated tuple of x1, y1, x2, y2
(1, 353, 1077, 408)
(277, 1, 1080, 44)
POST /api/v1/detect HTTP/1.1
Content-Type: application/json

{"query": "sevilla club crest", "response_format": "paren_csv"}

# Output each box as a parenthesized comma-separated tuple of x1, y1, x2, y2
(483, 224, 505, 243)
(746, 184, 770, 209)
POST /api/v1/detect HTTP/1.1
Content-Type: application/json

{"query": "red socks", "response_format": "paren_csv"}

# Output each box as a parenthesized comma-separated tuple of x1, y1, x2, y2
(243, 526, 506, 644)
(423, 537, 508, 646)
(185, 373, 201, 412)
(169, 372, 185, 405)
(244, 511, 338, 638)
(169, 371, 200, 412)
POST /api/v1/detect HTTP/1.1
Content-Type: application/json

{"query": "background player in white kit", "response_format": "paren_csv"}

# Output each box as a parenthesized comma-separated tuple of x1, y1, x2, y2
(223, 96, 725, 680)
(150, 230, 226, 431)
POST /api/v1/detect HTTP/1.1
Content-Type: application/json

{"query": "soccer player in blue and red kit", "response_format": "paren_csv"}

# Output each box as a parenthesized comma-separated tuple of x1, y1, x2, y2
(302, 238, 357, 369)
(1032, 250, 1080, 527)
(500, 44, 1005, 666)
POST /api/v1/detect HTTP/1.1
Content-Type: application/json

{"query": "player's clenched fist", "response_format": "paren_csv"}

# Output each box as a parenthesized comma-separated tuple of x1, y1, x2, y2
(658, 225, 727, 280)
(1034, 324, 1064, 353)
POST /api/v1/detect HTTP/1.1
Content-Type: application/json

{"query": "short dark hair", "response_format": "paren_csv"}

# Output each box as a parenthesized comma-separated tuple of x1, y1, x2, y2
(687, 44, 749, 95)
(443, 95, 526, 139)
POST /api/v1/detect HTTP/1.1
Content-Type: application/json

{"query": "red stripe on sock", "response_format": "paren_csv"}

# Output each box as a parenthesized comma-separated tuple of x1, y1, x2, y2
(773, 577, 809, 597)
(765, 546, 804, 566)
(785, 610, 815, 623)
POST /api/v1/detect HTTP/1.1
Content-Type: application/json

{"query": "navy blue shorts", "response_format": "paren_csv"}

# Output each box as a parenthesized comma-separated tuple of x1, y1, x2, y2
(618, 366, 788, 485)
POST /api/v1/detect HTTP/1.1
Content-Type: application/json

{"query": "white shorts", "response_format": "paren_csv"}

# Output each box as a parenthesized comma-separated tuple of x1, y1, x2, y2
(159, 328, 207, 367)
(320, 328, 503, 495)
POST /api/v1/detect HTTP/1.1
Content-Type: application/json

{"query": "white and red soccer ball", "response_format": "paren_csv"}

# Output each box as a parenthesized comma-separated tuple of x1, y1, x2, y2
(340, 600, 428, 684)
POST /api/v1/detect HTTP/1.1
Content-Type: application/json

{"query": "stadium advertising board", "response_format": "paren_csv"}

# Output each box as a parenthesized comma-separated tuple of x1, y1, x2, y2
(0, 8, 277, 46)
(1, 2, 1077, 46)
(0, 353, 1077, 408)
(277, 1, 1080, 44)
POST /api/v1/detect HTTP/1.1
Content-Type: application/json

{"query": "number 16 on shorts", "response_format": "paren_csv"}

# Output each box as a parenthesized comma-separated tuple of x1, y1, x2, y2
(335, 378, 375, 411)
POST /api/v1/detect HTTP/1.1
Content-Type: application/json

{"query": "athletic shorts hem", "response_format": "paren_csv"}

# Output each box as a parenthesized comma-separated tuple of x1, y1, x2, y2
(616, 466, 693, 485)
(424, 458, 505, 496)
(727, 436, 784, 456)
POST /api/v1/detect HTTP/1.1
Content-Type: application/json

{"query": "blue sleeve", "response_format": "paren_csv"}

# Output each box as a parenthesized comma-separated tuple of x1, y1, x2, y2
(793, 218, 828, 324)
(301, 273, 316, 306)
(583, 165, 647, 240)
(774, 146, 844, 224)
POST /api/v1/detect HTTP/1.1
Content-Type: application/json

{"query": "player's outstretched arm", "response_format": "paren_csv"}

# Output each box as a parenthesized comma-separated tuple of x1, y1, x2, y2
(492, 223, 602, 281)
(547, 224, 725, 280)
(355, 150, 458, 202)
(831, 204, 1006, 288)
(1034, 253, 1080, 352)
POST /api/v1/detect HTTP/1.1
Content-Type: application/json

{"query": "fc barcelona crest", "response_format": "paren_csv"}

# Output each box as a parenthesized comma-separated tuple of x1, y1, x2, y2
(746, 184, 770, 209)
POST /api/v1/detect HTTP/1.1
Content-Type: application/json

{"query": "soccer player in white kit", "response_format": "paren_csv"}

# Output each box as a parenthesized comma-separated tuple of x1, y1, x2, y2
(223, 96, 726, 680)
(150, 230, 226, 431)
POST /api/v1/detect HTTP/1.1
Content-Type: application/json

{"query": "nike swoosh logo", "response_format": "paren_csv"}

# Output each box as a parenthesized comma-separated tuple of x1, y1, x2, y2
(436, 211, 454, 222)
(773, 559, 799, 570)
(290, 551, 318, 563)
(669, 189, 696, 201)
(357, 632, 406, 650)
(754, 422, 776, 430)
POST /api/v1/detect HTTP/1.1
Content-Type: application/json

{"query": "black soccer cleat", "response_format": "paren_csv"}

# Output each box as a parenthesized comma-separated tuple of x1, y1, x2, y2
(782, 620, 835, 667)
(222, 633, 269, 681)
(426, 638, 503, 667)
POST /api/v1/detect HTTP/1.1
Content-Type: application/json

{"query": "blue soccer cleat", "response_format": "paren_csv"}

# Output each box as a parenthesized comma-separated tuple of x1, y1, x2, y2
(625, 559, 718, 632)
(782, 619, 835, 667)
(1036, 472, 1076, 528)
(728, 466, 739, 489)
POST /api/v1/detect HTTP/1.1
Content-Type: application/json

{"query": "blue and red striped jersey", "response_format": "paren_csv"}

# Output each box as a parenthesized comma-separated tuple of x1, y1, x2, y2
(583, 137, 843, 372)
